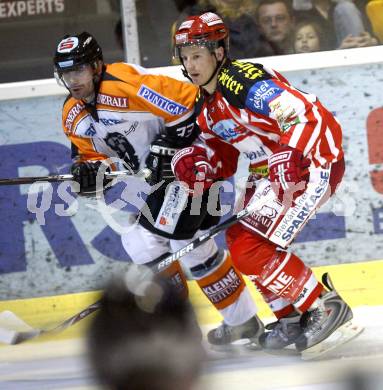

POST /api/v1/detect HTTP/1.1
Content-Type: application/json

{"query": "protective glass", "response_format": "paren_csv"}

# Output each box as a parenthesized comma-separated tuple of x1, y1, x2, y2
(55, 64, 94, 88)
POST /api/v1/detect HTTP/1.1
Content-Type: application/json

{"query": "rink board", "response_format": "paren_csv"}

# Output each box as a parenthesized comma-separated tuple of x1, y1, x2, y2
(1, 57, 383, 300)
(0, 259, 381, 345)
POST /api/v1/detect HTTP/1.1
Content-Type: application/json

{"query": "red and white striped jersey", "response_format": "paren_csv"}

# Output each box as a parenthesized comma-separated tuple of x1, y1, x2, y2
(195, 59, 343, 178)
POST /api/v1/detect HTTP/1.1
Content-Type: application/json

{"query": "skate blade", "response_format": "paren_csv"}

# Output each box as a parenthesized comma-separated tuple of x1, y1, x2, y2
(301, 320, 364, 361)
(209, 338, 263, 353)
(262, 346, 301, 357)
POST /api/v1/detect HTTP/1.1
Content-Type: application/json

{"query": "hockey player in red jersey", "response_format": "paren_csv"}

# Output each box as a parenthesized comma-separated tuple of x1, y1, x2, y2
(171, 12, 353, 353)
(53, 32, 264, 348)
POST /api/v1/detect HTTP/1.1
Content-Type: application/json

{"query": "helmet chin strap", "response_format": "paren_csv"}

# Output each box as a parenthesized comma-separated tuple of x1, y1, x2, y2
(201, 52, 222, 88)
(181, 67, 193, 82)
(81, 63, 104, 104)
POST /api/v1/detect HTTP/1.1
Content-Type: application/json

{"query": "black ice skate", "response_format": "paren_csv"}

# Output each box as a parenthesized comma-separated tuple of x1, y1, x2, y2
(258, 312, 302, 354)
(295, 272, 364, 360)
(207, 315, 264, 349)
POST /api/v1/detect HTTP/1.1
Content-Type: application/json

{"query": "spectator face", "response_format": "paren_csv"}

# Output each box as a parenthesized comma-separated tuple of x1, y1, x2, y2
(214, 0, 241, 6)
(294, 24, 321, 53)
(257, 2, 293, 45)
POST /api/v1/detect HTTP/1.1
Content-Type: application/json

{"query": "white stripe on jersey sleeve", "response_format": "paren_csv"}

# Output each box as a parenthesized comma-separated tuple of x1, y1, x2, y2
(303, 104, 323, 156)
(325, 127, 341, 160)
(313, 139, 328, 166)
(288, 121, 305, 148)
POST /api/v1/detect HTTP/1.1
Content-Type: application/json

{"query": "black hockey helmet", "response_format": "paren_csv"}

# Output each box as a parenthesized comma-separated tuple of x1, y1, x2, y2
(53, 31, 103, 74)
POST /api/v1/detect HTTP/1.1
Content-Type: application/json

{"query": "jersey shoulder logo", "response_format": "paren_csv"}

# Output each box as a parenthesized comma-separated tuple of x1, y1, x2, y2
(137, 85, 188, 116)
(218, 66, 245, 97)
(218, 60, 270, 108)
(231, 60, 268, 81)
(97, 93, 129, 108)
(64, 101, 86, 133)
(246, 79, 284, 116)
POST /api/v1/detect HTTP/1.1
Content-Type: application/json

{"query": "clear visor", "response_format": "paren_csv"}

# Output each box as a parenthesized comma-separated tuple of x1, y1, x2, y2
(174, 40, 218, 59)
(54, 63, 93, 88)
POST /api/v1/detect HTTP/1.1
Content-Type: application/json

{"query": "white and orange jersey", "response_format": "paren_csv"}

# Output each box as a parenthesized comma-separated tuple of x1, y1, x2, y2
(62, 62, 198, 171)
(195, 59, 344, 178)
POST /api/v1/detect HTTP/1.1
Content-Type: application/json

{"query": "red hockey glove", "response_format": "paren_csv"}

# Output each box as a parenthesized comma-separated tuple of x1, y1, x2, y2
(268, 146, 311, 204)
(171, 145, 216, 194)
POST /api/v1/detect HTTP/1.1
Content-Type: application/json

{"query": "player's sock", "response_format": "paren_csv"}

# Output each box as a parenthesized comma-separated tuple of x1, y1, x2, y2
(157, 259, 189, 299)
(191, 251, 263, 346)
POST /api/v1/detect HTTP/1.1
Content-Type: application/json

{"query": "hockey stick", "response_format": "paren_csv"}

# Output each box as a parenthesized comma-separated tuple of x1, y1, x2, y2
(0, 188, 274, 345)
(0, 168, 151, 186)
(153, 189, 274, 273)
(0, 301, 101, 345)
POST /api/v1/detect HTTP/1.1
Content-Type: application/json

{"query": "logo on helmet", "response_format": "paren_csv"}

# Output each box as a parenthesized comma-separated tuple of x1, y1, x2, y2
(175, 33, 188, 45)
(200, 12, 223, 26)
(58, 37, 79, 53)
(178, 20, 194, 30)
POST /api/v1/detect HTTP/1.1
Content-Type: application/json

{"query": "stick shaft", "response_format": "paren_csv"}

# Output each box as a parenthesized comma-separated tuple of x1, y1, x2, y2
(11, 301, 101, 344)
(155, 190, 274, 272)
(0, 168, 151, 186)
(4, 187, 274, 344)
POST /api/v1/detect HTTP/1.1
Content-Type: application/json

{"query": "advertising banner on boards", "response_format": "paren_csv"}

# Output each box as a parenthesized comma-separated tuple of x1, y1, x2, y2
(0, 62, 382, 298)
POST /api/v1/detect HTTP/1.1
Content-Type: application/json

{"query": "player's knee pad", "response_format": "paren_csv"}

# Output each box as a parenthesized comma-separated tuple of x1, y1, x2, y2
(191, 250, 246, 311)
(258, 251, 323, 312)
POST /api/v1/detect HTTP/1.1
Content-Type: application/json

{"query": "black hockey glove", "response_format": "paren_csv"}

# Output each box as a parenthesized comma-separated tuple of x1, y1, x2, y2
(145, 138, 179, 185)
(71, 161, 109, 196)
(104, 132, 140, 172)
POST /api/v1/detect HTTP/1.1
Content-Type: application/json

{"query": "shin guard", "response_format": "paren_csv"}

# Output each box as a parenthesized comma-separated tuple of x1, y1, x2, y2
(159, 259, 189, 299)
(252, 278, 295, 319)
(194, 252, 257, 326)
(259, 251, 323, 313)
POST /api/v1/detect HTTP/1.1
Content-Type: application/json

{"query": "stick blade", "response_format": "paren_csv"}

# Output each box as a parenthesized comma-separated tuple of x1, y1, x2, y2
(0, 310, 35, 345)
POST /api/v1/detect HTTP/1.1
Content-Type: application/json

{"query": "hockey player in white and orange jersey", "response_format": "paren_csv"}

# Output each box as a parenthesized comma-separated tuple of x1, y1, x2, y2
(171, 12, 353, 353)
(53, 32, 264, 347)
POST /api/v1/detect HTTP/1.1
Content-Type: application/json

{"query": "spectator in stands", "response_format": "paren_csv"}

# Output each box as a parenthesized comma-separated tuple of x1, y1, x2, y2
(338, 30, 378, 49)
(293, 0, 378, 49)
(255, 0, 296, 55)
(87, 265, 205, 390)
(293, 19, 329, 53)
(172, 0, 275, 61)
(208, 0, 276, 58)
(366, 0, 383, 43)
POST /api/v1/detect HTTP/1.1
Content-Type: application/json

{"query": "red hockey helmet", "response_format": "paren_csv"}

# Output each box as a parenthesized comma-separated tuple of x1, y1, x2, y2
(174, 12, 229, 59)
